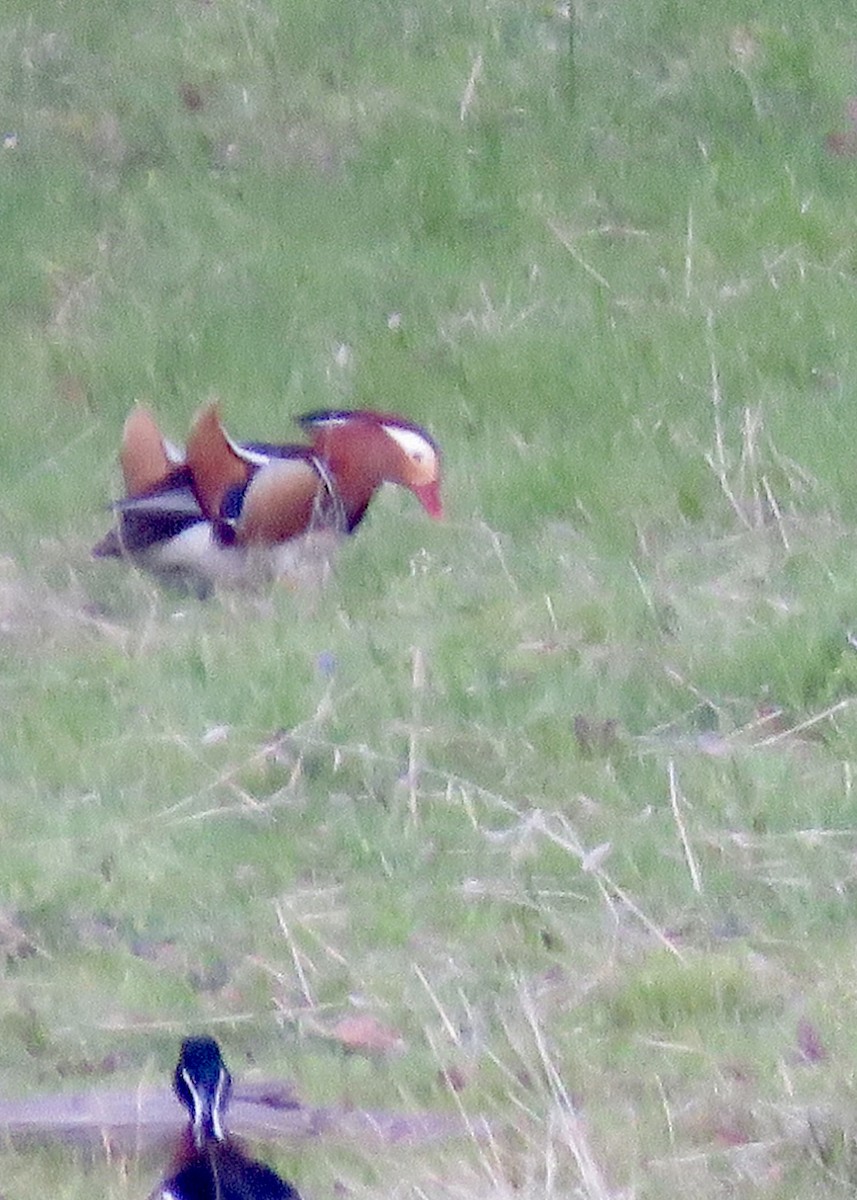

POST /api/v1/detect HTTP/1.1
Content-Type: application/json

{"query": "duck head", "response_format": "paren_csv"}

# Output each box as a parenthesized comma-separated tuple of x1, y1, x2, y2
(173, 1036, 233, 1149)
(297, 409, 443, 530)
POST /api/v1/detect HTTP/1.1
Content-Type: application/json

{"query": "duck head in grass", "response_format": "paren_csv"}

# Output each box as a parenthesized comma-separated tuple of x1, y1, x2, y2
(154, 1036, 301, 1200)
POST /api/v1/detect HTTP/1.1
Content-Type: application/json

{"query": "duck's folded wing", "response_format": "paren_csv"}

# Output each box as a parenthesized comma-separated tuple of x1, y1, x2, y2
(94, 479, 204, 557)
(234, 453, 341, 545)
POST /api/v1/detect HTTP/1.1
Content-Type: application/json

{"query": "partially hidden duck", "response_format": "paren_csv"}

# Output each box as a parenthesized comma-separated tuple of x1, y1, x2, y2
(153, 1036, 301, 1200)
(93, 403, 442, 593)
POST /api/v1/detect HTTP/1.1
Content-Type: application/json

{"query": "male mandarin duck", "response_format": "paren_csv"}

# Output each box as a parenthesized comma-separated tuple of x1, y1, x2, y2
(153, 1036, 301, 1200)
(93, 402, 442, 592)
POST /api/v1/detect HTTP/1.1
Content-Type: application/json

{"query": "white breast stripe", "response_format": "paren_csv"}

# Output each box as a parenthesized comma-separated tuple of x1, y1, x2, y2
(310, 455, 346, 531)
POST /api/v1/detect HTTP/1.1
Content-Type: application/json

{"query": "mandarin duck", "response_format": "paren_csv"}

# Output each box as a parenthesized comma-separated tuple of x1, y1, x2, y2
(154, 1036, 301, 1200)
(93, 404, 442, 593)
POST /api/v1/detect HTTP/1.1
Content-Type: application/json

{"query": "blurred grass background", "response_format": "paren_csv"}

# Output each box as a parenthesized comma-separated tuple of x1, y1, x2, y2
(5, 0, 857, 1196)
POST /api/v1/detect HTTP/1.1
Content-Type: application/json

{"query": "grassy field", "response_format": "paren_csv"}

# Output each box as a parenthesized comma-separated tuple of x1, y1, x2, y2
(5, 0, 857, 1196)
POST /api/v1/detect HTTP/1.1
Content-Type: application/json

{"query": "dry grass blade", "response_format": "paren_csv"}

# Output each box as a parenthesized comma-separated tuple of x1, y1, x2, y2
(459, 52, 483, 121)
(532, 812, 687, 961)
(667, 759, 702, 894)
(518, 988, 616, 1200)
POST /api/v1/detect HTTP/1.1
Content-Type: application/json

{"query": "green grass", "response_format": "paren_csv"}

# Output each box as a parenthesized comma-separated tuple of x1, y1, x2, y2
(5, 0, 857, 1196)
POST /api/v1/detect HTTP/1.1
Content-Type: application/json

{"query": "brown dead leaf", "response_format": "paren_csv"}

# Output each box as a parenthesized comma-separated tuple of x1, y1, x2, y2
(437, 1064, 474, 1093)
(825, 132, 857, 157)
(573, 715, 621, 758)
(826, 100, 857, 156)
(713, 1120, 753, 1147)
(330, 1014, 406, 1057)
(682, 1101, 757, 1149)
(753, 704, 789, 736)
(795, 1017, 827, 1064)
(180, 83, 205, 111)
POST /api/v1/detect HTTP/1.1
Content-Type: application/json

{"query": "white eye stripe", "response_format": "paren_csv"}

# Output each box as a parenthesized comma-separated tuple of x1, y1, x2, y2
(212, 1067, 227, 1140)
(383, 425, 437, 467)
(182, 1066, 205, 1138)
(182, 1065, 228, 1141)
